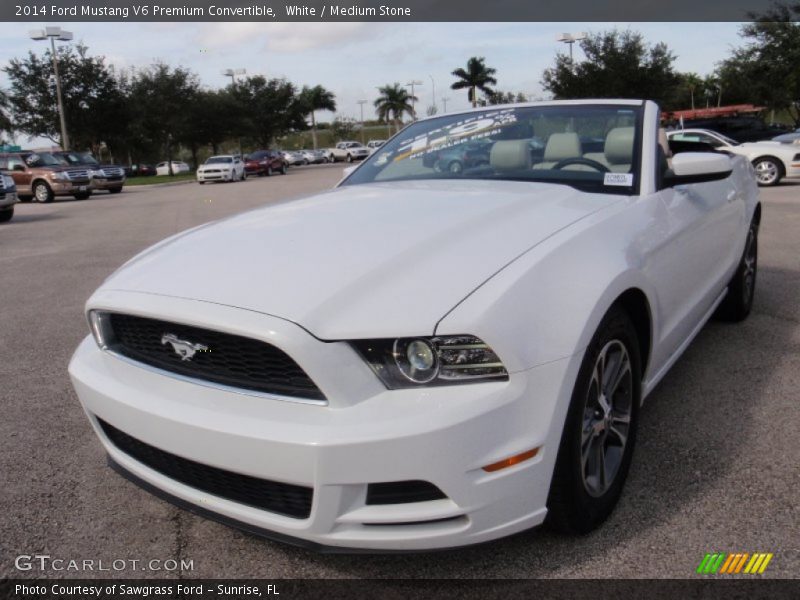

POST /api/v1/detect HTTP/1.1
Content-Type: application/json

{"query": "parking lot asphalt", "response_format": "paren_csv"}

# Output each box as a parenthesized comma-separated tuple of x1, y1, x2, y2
(1, 165, 798, 579)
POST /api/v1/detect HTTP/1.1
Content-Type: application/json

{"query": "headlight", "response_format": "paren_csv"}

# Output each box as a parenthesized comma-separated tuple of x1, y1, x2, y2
(2, 174, 14, 188)
(352, 335, 508, 388)
(88, 310, 114, 350)
(51, 171, 69, 181)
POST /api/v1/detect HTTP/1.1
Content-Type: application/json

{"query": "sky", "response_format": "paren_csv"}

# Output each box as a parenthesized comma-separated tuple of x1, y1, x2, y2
(0, 21, 745, 147)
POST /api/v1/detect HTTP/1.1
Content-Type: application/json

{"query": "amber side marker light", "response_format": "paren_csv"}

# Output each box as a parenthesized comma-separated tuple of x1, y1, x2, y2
(482, 447, 540, 473)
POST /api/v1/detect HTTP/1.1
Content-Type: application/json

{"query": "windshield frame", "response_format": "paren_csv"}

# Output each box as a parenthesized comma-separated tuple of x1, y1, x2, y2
(339, 103, 644, 196)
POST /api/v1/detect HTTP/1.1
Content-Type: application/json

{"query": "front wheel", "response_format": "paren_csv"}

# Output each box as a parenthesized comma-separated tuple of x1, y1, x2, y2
(0, 207, 13, 223)
(753, 157, 782, 186)
(715, 218, 758, 322)
(34, 181, 54, 203)
(346, 154, 353, 163)
(73, 192, 91, 200)
(546, 307, 641, 534)
(280, 163, 287, 175)
(109, 187, 123, 194)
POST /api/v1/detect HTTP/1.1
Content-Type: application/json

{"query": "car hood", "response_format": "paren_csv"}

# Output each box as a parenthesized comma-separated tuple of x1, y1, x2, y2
(102, 180, 621, 339)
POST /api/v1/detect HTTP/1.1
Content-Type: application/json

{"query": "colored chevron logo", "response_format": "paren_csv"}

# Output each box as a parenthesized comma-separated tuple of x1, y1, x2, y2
(696, 552, 774, 575)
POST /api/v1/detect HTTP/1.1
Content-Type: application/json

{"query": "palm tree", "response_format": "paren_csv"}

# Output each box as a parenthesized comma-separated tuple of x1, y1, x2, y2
(374, 83, 416, 133)
(451, 57, 498, 108)
(299, 85, 336, 149)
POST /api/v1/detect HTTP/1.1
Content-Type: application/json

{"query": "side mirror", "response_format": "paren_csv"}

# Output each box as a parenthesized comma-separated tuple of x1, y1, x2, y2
(665, 152, 732, 186)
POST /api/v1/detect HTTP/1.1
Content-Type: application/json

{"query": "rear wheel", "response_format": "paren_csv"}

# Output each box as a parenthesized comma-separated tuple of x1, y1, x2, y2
(33, 181, 54, 203)
(546, 307, 641, 534)
(715, 218, 758, 322)
(0, 207, 13, 223)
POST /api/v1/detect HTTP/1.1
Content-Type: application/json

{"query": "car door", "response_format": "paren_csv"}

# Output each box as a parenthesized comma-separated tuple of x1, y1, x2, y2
(7, 155, 33, 194)
(649, 152, 745, 370)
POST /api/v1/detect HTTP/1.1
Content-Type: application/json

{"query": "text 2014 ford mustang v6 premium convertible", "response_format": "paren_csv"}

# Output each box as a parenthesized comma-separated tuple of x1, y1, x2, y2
(70, 100, 760, 551)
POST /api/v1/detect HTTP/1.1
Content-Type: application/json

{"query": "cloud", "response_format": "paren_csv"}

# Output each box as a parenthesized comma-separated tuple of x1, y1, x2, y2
(193, 22, 379, 53)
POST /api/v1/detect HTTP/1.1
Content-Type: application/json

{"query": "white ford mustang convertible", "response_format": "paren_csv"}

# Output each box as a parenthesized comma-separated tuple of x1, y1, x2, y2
(70, 100, 760, 551)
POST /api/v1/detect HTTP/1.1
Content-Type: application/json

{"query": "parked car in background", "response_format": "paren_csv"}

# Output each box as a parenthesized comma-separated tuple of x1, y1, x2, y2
(318, 149, 335, 163)
(366, 140, 386, 154)
(280, 151, 305, 167)
(0, 172, 18, 222)
(155, 161, 190, 176)
(298, 149, 326, 165)
(772, 129, 800, 144)
(125, 164, 156, 177)
(0, 151, 92, 202)
(667, 128, 800, 186)
(244, 150, 287, 176)
(423, 138, 493, 173)
(54, 151, 126, 194)
(196, 155, 246, 183)
(69, 100, 761, 550)
(330, 141, 370, 162)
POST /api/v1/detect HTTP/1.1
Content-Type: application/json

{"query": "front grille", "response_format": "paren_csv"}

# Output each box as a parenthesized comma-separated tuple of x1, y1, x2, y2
(366, 481, 448, 505)
(98, 419, 313, 519)
(65, 169, 90, 180)
(101, 167, 125, 178)
(106, 313, 326, 401)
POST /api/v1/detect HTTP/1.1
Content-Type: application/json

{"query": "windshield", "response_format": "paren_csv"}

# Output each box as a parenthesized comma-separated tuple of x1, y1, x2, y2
(57, 151, 99, 165)
(206, 156, 233, 164)
(23, 152, 63, 167)
(342, 105, 642, 194)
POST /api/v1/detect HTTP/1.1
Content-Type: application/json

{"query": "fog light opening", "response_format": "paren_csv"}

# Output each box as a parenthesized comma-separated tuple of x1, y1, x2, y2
(482, 447, 540, 473)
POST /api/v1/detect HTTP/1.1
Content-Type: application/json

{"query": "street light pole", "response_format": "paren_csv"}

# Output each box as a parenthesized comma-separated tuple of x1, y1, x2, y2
(222, 69, 246, 157)
(357, 99, 367, 144)
(441, 96, 450, 113)
(429, 75, 436, 115)
(30, 27, 73, 150)
(556, 32, 587, 62)
(405, 80, 423, 120)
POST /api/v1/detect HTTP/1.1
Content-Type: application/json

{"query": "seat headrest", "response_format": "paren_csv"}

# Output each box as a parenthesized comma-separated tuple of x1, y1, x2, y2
(544, 132, 581, 162)
(604, 127, 634, 165)
(490, 140, 531, 171)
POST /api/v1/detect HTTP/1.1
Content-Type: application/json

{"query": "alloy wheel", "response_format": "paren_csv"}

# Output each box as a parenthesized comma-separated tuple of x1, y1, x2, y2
(755, 159, 779, 185)
(581, 340, 633, 498)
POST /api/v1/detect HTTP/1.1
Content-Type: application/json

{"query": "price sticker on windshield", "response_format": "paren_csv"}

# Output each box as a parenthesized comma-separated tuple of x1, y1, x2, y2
(603, 172, 634, 186)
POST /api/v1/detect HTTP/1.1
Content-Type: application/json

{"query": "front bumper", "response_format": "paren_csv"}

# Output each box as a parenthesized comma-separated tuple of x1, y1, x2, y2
(197, 170, 233, 182)
(51, 180, 92, 195)
(0, 189, 18, 209)
(69, 291, 577, 551)
(92, 177, 126, 190)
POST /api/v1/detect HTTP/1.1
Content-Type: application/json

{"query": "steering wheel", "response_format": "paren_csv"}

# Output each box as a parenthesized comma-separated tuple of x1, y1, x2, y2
(551, 157, 610, 172)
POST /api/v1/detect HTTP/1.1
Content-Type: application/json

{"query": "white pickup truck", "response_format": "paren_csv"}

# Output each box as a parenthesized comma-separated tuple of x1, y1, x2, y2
(329, 141, 370, 163)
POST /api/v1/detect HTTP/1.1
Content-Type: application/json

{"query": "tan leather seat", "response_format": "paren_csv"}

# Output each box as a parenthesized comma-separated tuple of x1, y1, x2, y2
(584, 127, 634, 173)
(490, 140, 531, 172)
(533, 132, 582, 169)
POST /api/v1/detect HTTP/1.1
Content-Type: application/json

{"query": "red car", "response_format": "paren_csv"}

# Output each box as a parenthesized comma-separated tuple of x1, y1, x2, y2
(244, 150, 287, 176)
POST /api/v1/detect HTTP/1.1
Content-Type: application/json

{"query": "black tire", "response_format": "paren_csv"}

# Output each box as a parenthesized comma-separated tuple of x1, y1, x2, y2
(546, 307, 641, 534)
(0, 207, 13, 223)
(346, 154, 353, 163)
(18, 196, 32, 203)
(33, 181, 54, 203)
(448, 161, 463, 174)
(73, 192, 91, 200)
(198, 181, 205, 185)
(752, 157, 782, 186)
(715, 217, 758, 322)
(280, 164, 287, 175)
(109, 187, 123, 194)
(266, 166, 274, 177)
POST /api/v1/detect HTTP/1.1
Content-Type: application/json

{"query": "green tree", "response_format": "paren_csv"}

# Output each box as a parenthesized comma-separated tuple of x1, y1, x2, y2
(128, 63, 200, 175)
(374, 83, 416, 133)
(182, 89, 242, 168)
(298, 85, 336, 149)
(229, 76, 305, 148)
(716, 2, 800, 125)
(478, 90, 528, 106)
(4, 44, 127, 153)
(0, 88, 12, 140)
(541, 30, 680, 108)
(451, 57, 498, 108)
(330, 116, 357, 141)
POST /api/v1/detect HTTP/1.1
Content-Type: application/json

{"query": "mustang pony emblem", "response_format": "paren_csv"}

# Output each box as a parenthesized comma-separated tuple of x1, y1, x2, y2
(161, 333, 208, 361)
